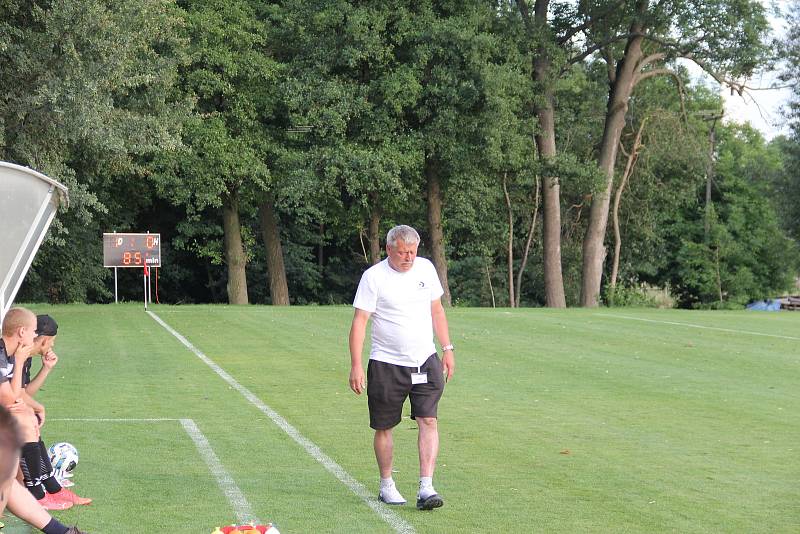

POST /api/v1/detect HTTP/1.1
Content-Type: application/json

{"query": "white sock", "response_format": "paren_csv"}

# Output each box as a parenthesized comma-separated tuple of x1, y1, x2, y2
(380, 477, 395, 489)
(418, 476, 435, 498)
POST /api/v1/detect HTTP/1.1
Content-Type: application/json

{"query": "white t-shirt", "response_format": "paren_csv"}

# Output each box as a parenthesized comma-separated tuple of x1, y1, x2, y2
(353, 257, 444, 367)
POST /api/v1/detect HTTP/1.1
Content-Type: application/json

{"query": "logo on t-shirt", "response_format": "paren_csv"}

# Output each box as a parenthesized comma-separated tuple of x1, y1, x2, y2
(418, 281, 425, 289)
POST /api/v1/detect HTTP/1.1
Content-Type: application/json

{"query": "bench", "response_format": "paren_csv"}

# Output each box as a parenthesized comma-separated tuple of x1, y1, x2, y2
(781, 296, 800, 311)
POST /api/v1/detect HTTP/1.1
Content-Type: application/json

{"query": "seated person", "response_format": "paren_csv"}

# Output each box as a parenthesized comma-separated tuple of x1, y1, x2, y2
(18, 314, 91, 508)
(2, 397, 87, 533)
(1, 309, 89, 510)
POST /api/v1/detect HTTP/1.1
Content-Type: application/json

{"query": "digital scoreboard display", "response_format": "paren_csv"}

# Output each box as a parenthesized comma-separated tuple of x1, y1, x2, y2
(103, 233, 161, 268)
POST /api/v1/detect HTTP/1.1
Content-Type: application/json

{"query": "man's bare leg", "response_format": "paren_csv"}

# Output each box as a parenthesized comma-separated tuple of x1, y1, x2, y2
(416, 417, 443, 509)
(417, 417, 439, 478)
(375, 428, 406, 504)
(374, 428, 394, 479)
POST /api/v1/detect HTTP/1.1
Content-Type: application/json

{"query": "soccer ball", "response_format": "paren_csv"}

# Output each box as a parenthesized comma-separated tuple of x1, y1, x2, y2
(48, 442, 79, 478)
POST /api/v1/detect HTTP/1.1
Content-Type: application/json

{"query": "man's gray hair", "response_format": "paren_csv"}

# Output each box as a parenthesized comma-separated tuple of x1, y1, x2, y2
(386, 225, 420, 248)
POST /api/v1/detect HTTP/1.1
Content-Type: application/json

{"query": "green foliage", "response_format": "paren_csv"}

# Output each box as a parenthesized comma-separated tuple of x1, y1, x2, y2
(4, 0, 187, 303)
(776, 4, 800, 248)
(154, 0, 276, 209)
(668, 124, 799, 307)
(769, 137, 800, 244)
(603, 282, 675, 308)
(6, 0, 795, 308)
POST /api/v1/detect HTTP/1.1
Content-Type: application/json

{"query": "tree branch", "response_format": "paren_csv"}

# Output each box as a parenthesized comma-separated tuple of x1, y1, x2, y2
(610, 118, 647, 291)
(517, 0, 532, 30)
(637, 52, 666, 71)
(515, 175, 540, 308)
(564, 33, 631, 69)
(603, 48, 616, 84)
(630, 32, 771, 109)
(557, 0, 628, 45)
(632, 67, 688, 123)
(635, 32, 705, 60)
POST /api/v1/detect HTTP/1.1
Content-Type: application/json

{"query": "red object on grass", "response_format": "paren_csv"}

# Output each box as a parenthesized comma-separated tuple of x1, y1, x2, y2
(219, 526, 269, 534)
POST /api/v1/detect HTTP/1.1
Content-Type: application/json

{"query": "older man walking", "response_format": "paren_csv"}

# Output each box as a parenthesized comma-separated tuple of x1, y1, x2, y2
(349, 225, 455, 511)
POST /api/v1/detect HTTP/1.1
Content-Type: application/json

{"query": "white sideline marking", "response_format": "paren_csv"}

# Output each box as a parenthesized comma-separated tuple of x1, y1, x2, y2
(599, 314, 800, 341)
(50, 417, 256, 523)
(147, 311, 416, 534)
(180, 418, 257, 524)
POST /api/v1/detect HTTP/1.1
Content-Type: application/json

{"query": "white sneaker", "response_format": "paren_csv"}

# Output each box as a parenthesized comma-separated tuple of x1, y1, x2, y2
(378, 484, 407, 505)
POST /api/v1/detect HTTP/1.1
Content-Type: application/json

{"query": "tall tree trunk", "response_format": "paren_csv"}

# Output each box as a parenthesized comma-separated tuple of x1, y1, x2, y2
(580, 3, 647, 307)
(485, 261, 496, 308)
(425, 157, 452, 306)
(258, 195, 289, 305)
(704, 118, 718, 241)
(318, 223, 324, 271)
(610, 120, 646, 294)
(502, 172, 516, 307)
(222, 190, 248, 304)
(532, 0, 566, 308)
(368, 194, 381, 265)
(714, 246, 723, 304)
(515, 175, 540, 307)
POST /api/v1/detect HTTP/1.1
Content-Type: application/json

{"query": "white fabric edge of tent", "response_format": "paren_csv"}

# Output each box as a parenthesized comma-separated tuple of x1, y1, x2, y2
(0, 161, 69, 322)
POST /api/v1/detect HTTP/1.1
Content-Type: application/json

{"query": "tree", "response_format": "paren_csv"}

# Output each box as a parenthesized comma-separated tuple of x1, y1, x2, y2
(274, 0, 422, 279)
(578, 0, 771, 306)
(404, 2, 499, 306)
(669, 123, 798, 307)
(775, 1, 800, 246)
(276, 1, 505, 307)
(154, 0, 279, 304)
(2, 0, 186, 302)
(604, 100, 706, 303)
(477, 40, 540, 307)
(513, 0, 573, 307)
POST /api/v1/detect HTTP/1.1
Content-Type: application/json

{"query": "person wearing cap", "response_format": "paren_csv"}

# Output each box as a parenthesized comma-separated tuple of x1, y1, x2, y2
(14, 314, 92, 509)
(23, 315, 60, 403)
(349, 225, 456, 511)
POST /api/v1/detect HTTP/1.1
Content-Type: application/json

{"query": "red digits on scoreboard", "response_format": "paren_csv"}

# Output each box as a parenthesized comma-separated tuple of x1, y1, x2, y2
(146, 235, 156, 249)
(122, 251, 142, 264)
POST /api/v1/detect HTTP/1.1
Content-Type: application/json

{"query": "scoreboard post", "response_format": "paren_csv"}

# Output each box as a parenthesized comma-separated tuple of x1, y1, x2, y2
(103, 232, 162, 306)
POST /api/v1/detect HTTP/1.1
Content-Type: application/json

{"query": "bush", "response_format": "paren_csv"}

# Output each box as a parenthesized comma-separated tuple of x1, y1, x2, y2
(604, 283, 675, 308)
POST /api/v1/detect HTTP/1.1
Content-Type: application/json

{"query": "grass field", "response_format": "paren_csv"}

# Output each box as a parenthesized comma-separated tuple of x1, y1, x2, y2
(2, 304, 799, 533)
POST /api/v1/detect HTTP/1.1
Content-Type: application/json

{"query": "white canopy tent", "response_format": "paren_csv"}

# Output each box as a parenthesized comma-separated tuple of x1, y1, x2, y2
(0, 161, 69, 322)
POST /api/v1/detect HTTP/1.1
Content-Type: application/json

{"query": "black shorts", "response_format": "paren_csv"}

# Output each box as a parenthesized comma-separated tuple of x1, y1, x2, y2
(367, 354, 445, 430)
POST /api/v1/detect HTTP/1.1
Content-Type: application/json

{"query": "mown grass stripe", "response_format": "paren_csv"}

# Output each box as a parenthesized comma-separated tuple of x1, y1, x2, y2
(51, 418, 179, 422)
(599, 313, 800, 341)
(50, 417, 256, 524)
(181, 418, 257, 525)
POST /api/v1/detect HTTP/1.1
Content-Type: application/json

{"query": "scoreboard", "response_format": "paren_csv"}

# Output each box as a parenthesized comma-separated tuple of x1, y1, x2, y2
(103, 233, 161, 268)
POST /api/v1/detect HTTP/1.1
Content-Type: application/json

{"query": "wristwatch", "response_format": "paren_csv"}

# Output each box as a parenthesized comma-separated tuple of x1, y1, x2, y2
(441, 344, 455, 352)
